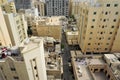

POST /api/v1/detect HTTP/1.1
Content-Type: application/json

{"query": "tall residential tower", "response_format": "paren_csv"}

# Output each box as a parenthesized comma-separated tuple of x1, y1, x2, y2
(45, 0, 69, 16)
(77, 0, 120, 54)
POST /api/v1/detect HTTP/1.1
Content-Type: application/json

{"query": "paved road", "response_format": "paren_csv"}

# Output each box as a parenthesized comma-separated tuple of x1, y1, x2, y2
(61, 32, 75, 80)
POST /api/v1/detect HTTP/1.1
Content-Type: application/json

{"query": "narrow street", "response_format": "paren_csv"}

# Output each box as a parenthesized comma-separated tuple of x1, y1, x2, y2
(61, 32, 74, 80)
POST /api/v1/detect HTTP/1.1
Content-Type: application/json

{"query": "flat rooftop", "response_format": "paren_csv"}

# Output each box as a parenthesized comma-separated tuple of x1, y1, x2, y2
(104, 54, 119, 63)
(71, 51, 105, 80)
(45, 53, 62, 71)
(34, 16, 63, 25)
(66, 31, 78, 36)
(20, 37, 43, 53)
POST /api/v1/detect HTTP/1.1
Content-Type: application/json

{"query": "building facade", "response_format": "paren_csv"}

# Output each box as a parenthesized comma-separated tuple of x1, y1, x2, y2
(34, 1, 45, 16)
(0, 7, 12, 46)
(77, 0, 120, 54)
(0, 0, 7, 5)
(31, 16, 62, 40)
(0, 0, 16, 13)
(0, 37, 47, 80)
(3, 13, 28, 46)
(45, 0, 69, 16)
(14, 0, 34, 10)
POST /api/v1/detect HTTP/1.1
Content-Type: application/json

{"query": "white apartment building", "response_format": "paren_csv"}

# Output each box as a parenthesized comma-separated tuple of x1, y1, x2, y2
(0, 37, 47, 80)
(3, 13, 28, 46)
(45, 0, 69, 16)
(0, 7, 11, 46)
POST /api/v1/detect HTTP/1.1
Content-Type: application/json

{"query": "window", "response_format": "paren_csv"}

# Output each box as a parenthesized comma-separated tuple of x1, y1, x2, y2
(97, 48, 99, 50)
(111, 26, 114, 28)
(92, 19, 95, 22)
(13, 76, 19, 79)
(105, 12, 108, 15)
(89, 38, 92, 40)
(115, 12, 118, 15)
(102, 26, 104, 28)
(11, 68, 16, 71)
(93, 12, 96, 15)
(98, 43, 100, 45)
(114, 4, 118, 7)
(108, 37, 111, 40)
(33, 59, 35, 61)
(36, 74, 38, 77)
(103, 19, 106, 22)
(88, 43, 91, 45)
(99, 38, 102, 40)
(105, 48, 108, 50)
(90, 32, 93, 34)
(106, 4, 110, 7)
(34, 66, 37, 69)
(113, 19, 116, 22)
(106, 43, 109, 45)
(91, 26, 94, 28)
(101, 32, 103, 34)
(110, 32, 112, 34)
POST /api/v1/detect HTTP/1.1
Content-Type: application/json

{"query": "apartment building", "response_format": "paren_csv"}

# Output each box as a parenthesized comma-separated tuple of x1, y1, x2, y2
(77, 0, 120, 54)
(104, 54, 120, 80)
(111, 23, 120, 52)
(18, 7, 39, 27)
(0, 37, 47, 80)
(31, 16, 62, 41)
(69, 0, 81, 17)
(0, 0, 7, 5)
(71, 51, 119, 80)
(0, 7, 12, 46)
(66, 31, 78, 45)
(45, 0, 69, 16)
(34, 1, 45, 16)
(0, 9, 28, 47)
(14, 0, 34, 10)
(0, 0, 16, 13)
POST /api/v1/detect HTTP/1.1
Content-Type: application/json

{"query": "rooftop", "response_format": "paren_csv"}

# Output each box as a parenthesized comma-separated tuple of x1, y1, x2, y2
(0, 46, 23, 61)
(20, 37, 44, 53)
(114, 53, 120, 59)
(66, 31, 78, 36)
(71, 50, 106, 80)
(33, 16, 63, 25)
(104, 54, 119, 63)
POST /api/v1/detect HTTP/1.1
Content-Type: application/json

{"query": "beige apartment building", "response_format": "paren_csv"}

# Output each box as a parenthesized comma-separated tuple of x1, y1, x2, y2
(3, 13, 28, 46)
(70, 0, 81, 17)
(71, 51, 118, 80)
(32, 16, 62, 41)
(0, 0, 7, 4)
(0, 0, 16, 13)
(0, 7, 12, 46)
(77, 0, 120, 54)
(0, 6, 27, 47)
(34, 1, 45, 16)
(0, 37, 47, 80)
(66, 31, 78, 45)
(111, 23, 120, 52)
